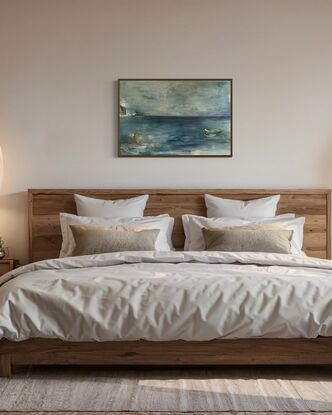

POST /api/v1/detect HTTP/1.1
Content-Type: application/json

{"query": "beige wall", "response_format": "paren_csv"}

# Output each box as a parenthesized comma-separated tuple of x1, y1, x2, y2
(0, 0, 332, 263)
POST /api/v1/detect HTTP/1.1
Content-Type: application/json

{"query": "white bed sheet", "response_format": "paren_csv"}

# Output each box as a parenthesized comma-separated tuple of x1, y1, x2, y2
(0, 251, 331, 341)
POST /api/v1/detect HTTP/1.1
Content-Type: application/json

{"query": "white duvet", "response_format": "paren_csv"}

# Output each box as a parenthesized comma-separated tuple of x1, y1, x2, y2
(0, 251, 331, 341)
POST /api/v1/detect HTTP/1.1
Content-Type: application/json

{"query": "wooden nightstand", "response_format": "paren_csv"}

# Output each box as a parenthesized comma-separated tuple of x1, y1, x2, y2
(0, 259, 19, 276)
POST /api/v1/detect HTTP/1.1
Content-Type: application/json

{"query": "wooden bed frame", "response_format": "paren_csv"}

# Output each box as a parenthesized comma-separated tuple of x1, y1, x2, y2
(1, 188, 332, 376)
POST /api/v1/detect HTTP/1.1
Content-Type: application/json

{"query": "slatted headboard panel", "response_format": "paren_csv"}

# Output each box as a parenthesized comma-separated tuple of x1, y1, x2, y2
(28, 189, 331, 262)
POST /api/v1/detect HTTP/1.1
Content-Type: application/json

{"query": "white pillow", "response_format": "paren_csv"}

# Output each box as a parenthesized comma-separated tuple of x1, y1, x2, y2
(205, 194, 280, 218)
(75, 194, 149, 218)
(59, 213, 174, 257)
(182, 214, 304, 255)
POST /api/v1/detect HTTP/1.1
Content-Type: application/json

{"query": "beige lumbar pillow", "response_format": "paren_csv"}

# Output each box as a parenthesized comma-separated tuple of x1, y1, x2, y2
(70, 224, 160, 256)
(202, 226, 293, 254)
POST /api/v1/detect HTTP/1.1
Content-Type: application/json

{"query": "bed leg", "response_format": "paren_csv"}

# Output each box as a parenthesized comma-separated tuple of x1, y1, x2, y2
(0, 355, 12, 377)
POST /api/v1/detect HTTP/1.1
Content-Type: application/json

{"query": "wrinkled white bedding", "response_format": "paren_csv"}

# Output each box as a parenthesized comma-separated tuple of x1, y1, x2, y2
(0, 251, 331, 341)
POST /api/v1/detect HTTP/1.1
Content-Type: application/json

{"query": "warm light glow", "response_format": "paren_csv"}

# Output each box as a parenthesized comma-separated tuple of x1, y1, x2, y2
(0, 146, 3, 188)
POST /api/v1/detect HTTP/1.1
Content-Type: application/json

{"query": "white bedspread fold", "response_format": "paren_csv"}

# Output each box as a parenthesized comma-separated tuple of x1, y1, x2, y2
(0, 251, 331, 341)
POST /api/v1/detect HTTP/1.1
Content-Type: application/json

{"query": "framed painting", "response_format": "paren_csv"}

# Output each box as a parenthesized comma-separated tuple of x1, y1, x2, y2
(118, 79, 232, 157)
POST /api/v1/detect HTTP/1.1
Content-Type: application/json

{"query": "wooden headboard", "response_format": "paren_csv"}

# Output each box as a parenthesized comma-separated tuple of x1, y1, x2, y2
(28, 189, 331, 262)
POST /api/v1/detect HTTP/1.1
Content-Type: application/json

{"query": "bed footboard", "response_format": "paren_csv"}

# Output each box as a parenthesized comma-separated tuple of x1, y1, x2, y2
(1, 337, 332, 377)
(0, 355, 11, 377)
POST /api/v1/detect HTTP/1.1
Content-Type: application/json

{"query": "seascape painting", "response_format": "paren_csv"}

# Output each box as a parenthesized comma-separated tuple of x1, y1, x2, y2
(118, 79, 232, 157)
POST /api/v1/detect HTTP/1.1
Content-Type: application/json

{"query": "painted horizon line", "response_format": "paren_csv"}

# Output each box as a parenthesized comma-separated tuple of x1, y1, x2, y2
(120, 115, 231, 118)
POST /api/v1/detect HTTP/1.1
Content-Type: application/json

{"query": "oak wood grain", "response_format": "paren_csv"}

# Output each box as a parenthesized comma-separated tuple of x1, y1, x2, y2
(28, 189, 331, 262)
(0, 338, 331, 375)
(0, 354, 11, 377)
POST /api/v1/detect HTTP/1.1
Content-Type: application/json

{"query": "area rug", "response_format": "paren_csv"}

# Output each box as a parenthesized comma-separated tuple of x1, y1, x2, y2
(1, 413, 332, 415)
(0, 365, 331, 412)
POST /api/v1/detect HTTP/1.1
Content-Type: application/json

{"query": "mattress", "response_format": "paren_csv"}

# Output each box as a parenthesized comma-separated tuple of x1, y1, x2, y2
(0, 251, 331, 341)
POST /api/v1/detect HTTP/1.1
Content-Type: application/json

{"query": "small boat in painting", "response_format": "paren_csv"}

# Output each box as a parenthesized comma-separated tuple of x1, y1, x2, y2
(202, 128, 225, 138)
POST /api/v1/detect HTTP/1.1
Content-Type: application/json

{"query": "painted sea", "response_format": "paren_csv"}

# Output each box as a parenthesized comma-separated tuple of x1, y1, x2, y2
(119, 115, 231, 156)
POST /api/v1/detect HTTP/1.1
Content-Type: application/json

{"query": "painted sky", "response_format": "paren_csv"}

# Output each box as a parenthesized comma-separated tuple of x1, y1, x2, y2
(120, 80, 231, 117)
